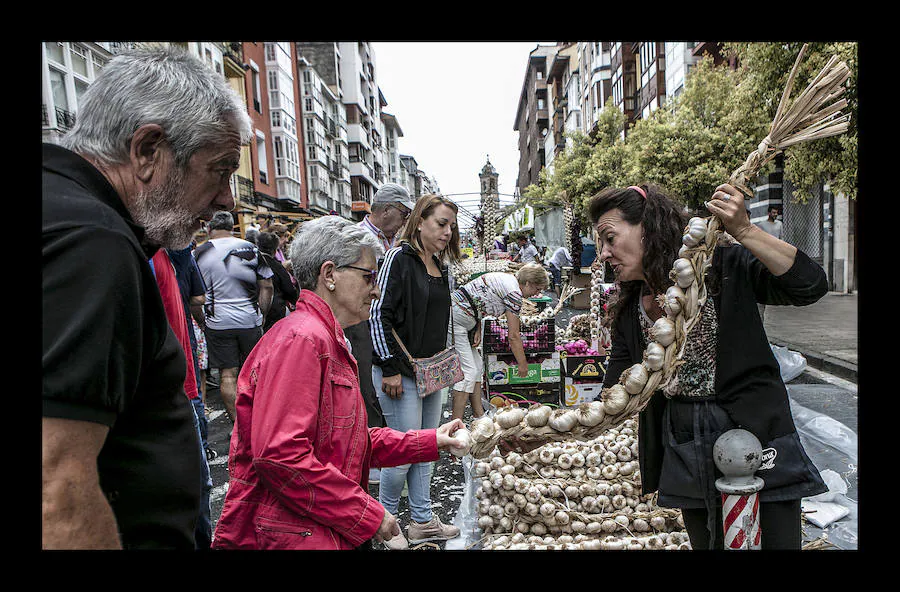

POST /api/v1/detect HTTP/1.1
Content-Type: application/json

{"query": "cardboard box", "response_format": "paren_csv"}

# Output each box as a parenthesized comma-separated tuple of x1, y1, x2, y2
(487, 353, 559, 385)
(562, 378, 604, 407)
(563, 355, 606, 381)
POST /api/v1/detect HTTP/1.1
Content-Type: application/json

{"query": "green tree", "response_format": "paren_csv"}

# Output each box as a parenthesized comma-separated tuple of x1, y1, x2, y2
(624, 56, 769, 209)
(722, 42, 858, 202)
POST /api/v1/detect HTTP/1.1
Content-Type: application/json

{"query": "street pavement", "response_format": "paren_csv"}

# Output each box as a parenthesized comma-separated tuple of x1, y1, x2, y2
(202, 289, 859, 549)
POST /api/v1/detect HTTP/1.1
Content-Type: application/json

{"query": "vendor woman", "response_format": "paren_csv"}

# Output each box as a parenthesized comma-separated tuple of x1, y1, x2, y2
(589, 182, 827, 549)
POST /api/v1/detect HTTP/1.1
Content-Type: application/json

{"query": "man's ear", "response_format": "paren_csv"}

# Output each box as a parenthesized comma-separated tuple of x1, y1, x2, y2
(129, 124, 168, 184)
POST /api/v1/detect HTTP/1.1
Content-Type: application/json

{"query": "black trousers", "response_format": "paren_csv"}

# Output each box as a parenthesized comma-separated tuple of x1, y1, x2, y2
(681, 498, 802, 550)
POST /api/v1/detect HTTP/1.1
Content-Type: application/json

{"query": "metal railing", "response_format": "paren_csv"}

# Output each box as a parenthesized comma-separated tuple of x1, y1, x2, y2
(42, 104, 49, 127)
(55, 107, 76, 131)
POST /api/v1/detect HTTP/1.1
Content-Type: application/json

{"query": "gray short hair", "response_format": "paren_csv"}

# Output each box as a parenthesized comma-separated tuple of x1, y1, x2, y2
(289, 216, 385, 290)
(61, 46, 252, 170)
(208, 211, 235, 231)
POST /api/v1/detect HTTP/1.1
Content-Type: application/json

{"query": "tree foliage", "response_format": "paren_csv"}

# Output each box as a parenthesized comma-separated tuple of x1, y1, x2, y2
(519, 42, 857, 224)
(722, 42, 858, 202)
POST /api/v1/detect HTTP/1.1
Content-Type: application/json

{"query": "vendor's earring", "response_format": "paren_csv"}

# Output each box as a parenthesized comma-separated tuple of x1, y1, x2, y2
(328, 284, 335, 291)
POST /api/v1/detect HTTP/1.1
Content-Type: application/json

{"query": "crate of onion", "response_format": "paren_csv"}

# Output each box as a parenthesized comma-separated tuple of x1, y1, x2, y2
(471, 418, 692, 550)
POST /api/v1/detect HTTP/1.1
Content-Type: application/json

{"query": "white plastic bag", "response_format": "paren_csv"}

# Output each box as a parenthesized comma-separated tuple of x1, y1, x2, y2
(771, 344, 807, 383)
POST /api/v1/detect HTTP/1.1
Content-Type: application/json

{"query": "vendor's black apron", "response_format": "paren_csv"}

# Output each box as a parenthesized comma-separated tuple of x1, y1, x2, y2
(646, 296, 825, 549)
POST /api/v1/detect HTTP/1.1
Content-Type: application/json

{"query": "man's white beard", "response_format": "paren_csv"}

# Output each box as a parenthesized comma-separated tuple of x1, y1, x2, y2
(132, 166, 206, 250)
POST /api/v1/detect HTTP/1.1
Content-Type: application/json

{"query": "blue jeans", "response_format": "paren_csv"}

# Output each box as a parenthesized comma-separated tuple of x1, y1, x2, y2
(191, 397, 209, 450)
(373, 365, 444, 524)
(190, 401, 213, 549)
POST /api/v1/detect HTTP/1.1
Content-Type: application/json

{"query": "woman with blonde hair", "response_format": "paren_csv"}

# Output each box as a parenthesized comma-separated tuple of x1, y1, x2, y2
(369, 194, 463, 549)
(447, 262, 549, 421)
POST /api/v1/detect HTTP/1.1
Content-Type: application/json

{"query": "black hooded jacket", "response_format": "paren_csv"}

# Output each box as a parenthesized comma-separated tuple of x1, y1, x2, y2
(369, 242, 451, 378)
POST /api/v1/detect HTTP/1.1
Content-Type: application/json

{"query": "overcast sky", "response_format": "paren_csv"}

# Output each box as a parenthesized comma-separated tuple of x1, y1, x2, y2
(371, 42, 553, 230)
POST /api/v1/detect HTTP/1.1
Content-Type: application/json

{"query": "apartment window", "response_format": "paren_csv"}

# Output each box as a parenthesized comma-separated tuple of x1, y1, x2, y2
(303, 70, 312, 84)
(74, 79, 89, 109)
(70, 44, 88, 77)
(265, 43, 276, 62)
(256, 131, 268, 183)
(250, 63, 262, 113)
(640, 42, 656, 88)
(537, 98, 545, 110)
(271, 111, 281, 128)
(49, 68, 68, 111)
(268, 70, 278, 92)
(274, 137, 284, 176)
(304, 97, 313, 113)
(92, 52, 106, 72)
(45, 42, 65, 65)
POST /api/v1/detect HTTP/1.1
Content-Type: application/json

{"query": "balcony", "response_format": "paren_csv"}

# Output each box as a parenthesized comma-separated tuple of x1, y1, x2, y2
(55, 107, 76, 131)
(325, 117, 337, 138)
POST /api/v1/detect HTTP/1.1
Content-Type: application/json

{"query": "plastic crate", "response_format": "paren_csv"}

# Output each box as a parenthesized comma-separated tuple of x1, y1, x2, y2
(486, 382, 562, 408)
(483, 318, 555, 354)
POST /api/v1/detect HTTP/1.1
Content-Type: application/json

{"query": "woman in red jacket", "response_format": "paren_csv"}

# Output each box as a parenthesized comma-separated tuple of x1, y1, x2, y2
(212, 216, 465, 550)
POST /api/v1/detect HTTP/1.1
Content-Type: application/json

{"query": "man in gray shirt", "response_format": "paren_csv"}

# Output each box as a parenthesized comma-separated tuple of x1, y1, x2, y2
(194, 211, 274, 423)
(757, 206, 783, 240)
(755, 206, 783, 324)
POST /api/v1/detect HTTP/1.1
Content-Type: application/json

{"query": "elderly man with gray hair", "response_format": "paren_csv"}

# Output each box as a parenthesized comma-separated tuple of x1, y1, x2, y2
(43, 46, 252, 549)
(213, 216, 466, 550)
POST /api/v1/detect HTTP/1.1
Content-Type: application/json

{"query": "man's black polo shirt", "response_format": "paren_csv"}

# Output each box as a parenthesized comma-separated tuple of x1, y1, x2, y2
(42, 143, 201, 549)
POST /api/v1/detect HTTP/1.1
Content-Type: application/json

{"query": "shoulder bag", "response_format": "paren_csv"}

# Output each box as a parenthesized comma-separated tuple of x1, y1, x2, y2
(391, 318, 464, 397)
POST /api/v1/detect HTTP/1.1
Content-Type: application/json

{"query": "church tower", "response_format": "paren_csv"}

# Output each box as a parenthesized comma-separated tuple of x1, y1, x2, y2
(479, 156, 499, 254)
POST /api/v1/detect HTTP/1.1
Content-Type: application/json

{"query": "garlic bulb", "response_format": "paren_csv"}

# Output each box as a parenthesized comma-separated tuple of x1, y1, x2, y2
(470, 416, 496, 443)
(574, 401, 605, 427)
(495, 406, 526, 429)
(548, 409, 579, 432)
(557, 453, 573, 470)
(672, 258, 695, 289)
(602, 384, 630, 415)
(623, 363, 649, 395)
(682, 217, 707, 247)
(525, 403, 552, 427)
(642, 341, 665, 372)
(664, 285, 685, 317)
(448, 427, 473, 457)
(650, 317, 676, 347)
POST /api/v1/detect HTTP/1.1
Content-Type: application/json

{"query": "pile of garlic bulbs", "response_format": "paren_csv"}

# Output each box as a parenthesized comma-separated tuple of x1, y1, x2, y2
(451, 257, 514, 288)
(473, 419, 691, 550)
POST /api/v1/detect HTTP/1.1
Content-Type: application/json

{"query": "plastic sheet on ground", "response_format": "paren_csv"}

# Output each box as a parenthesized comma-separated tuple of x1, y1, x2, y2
(772, 343, 807, 383)
(790, 395, 858, 550)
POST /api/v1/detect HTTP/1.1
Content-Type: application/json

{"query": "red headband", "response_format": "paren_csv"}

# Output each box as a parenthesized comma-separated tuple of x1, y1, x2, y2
(627, 185, 647, 199)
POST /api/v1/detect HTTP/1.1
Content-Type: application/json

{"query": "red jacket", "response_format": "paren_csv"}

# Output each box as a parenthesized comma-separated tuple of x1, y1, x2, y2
(212, 290, 439, 549)
(151, 249, 198, 399)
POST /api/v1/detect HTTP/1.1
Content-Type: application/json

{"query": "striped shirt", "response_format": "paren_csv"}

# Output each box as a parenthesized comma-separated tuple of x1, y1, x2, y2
(358, 215, 394, 253)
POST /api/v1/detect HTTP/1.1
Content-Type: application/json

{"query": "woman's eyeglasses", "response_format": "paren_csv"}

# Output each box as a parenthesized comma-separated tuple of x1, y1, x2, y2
(339, 265, 379, 286)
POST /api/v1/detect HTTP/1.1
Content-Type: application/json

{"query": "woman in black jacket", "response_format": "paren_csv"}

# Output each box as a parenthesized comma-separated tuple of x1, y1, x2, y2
(257, 231, 299, 332)
(589, 182, 827, 549)
(369, 194, 462, 549)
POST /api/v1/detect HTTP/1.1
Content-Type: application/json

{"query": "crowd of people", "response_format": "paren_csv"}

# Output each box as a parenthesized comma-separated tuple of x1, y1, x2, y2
(43, 46, 822, 552)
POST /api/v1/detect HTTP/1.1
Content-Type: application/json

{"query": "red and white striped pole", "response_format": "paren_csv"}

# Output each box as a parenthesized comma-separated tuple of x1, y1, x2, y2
(713, 429, 765, 550)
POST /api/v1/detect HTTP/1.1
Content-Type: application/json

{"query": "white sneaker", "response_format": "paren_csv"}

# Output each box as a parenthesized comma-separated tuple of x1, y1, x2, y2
(382, 529, 409, 550)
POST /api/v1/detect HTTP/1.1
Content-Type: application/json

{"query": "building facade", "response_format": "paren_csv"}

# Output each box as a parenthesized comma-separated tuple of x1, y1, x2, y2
(41, 41, 114, 144)
(297, 54, 352, 217)
(513, 44, 556, 195)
